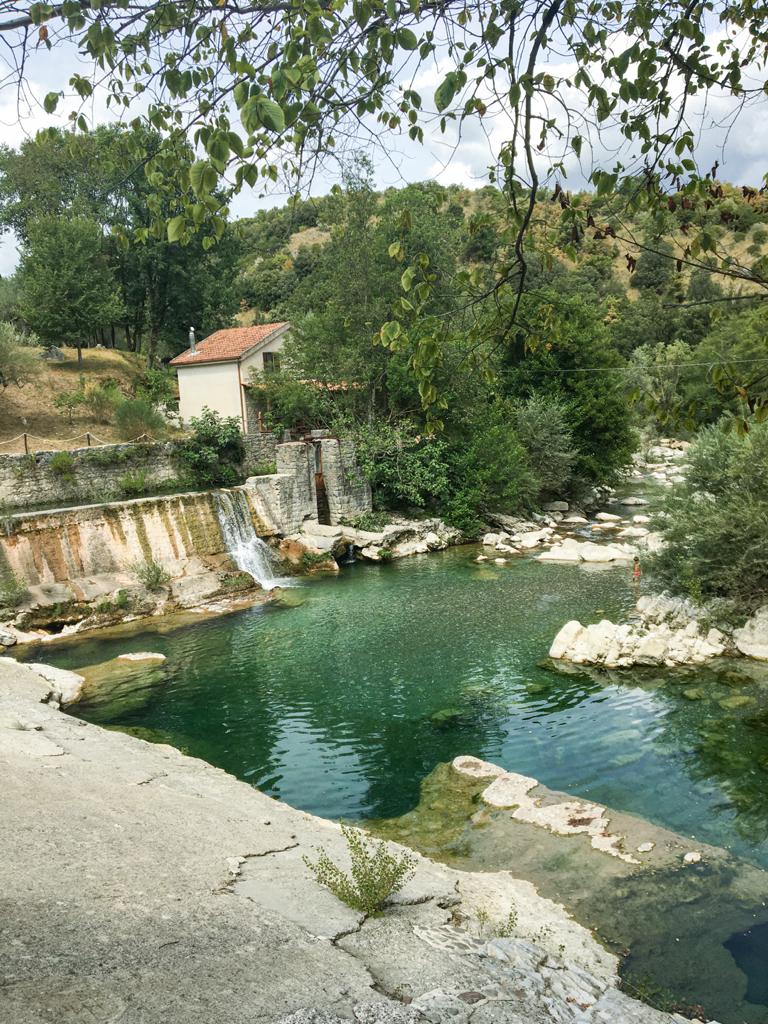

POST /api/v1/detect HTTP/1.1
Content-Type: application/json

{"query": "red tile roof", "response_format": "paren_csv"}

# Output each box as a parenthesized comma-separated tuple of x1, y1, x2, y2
(170, 323, 288, 366)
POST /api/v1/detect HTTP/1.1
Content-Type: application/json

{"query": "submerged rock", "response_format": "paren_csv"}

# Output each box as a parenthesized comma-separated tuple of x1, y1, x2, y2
(117, 652, 166, 663)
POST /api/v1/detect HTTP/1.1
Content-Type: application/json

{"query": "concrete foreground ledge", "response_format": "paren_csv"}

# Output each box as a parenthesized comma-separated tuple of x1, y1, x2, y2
(0, 658, 703, 1024)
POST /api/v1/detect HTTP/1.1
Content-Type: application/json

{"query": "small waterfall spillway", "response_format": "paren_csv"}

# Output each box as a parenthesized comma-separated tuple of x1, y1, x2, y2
(214, 489, 295, 589)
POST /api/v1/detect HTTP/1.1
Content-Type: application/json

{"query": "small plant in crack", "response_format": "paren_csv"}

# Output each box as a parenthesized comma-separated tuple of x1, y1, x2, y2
(472, 905, 518, 939)
(303, 824, 416, 916)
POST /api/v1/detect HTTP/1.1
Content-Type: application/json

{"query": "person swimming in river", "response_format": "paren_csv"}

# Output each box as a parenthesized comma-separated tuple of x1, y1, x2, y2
(632, 556, 642, 581)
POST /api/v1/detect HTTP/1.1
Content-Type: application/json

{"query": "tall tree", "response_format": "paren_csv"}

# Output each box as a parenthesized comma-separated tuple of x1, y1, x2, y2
(0, 126, 241, 362)
(18, 217, 124, 366)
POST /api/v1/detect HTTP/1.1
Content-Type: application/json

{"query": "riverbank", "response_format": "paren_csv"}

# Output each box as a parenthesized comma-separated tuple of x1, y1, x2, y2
(0, 657, 710, 1024)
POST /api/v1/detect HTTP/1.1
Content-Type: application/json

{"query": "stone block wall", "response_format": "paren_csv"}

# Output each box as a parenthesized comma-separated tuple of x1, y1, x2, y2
(243, 431, 279, 472)
(0, 443, 181, 514)
(319, 438, 372, 524)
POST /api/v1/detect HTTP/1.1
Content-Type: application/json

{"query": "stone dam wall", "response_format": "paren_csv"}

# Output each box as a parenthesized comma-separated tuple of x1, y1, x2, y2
(0, 438, 371, 606)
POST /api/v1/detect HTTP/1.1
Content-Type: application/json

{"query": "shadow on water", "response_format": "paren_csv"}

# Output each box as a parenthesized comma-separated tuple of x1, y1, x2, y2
(724, 922, 768, 1008)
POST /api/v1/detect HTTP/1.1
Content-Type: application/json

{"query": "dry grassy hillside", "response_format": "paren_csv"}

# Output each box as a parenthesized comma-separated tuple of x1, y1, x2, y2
(0, 348, 147, 454)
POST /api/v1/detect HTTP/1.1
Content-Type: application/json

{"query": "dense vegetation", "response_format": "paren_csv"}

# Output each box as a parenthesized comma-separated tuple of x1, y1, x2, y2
(650, 425, 768, 614)
(235, 165, 768, 535)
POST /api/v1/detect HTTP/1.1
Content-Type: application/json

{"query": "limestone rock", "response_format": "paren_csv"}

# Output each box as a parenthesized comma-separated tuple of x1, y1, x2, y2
(117, 652, 167, 663)
(28, 663, 85, 707)
(619, 496, 649, 506)
(0, 629, 17, 648)
(734, 606, 768, 660)
(452, 755, 507, 780)
(595, 512, 622, 522)
(515, 528, 552, 549)
(543, 500, 569, 512)
(482, 533, 501, 547)
(549, 621, 585, 660)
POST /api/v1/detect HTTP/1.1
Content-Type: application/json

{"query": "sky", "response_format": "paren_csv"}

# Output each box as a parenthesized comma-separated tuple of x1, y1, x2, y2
(0, 20, 766, 276)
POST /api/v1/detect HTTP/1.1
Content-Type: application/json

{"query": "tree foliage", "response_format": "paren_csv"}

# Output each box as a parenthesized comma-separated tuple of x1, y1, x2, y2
(0, 320, 38, 389)
(650, 424, 768, 612)
(18, 216, 124, 363)
(2, 0, 766, 404)
(176, 408, 245, 488)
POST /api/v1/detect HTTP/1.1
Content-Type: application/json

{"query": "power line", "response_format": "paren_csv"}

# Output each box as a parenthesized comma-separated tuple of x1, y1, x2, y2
(520, 356, 768, 375)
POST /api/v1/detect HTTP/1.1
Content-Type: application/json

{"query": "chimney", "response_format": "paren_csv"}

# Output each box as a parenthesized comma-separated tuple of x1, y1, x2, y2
(188, 326, 196, 354)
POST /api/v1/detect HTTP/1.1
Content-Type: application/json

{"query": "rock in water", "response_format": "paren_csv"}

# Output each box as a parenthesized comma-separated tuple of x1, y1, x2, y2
(734, 606, 768, 660)
(117, 652, 166, 663)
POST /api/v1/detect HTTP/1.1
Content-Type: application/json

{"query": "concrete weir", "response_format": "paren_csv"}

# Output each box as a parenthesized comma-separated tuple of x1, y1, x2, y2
(0, 658, 705, 1024)
(0, 437, 372, 629)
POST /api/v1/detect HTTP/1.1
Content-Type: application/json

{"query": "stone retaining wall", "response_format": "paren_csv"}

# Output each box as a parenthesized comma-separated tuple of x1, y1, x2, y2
(0, 442, 181, 513)
(243, 431, 279, 471)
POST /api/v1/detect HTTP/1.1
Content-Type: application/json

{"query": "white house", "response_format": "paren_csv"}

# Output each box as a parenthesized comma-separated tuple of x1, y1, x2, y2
(170, 322, 289, 431)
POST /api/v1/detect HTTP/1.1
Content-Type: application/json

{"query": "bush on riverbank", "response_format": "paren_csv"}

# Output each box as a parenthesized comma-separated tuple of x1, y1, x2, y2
(175, 409, 245, 489)
(650, 423, 768, 612)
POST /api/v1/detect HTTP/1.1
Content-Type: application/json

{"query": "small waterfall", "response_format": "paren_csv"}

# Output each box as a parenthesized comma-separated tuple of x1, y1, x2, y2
(214, 489, 294, 589)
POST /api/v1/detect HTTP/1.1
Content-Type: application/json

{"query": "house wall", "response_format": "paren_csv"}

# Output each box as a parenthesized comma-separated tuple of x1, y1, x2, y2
(240, 328, 289, 432)
(177, 362, 243, 426)
(239, 327, 289, 379)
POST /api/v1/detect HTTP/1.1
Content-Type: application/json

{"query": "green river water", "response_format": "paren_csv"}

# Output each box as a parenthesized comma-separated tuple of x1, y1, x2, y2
(25, 544, 768, 1022)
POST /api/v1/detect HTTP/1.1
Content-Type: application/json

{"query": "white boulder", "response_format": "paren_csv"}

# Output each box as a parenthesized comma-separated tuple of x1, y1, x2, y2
(619, 496, 649, 506)
(28, 663, 86, 707)
(734, 606, 768, 660)
(595, 512, 622, 522)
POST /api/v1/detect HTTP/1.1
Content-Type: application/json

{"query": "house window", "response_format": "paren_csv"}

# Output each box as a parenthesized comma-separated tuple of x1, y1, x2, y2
(263, 351, 281, 374)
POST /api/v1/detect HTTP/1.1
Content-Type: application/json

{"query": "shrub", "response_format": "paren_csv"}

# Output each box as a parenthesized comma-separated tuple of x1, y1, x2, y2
(0, 321, 39, 390)
(249, 461, 277, 476)
(442, 405, 538, 534)
(132, 558, 171, 591)
(114, 398, 165, 441)
(175, 408, 245, 488)
(49, 451, 76, 481)
(119, 470, 149, 497)
(514, 395, 576, 497)
(345, 421, 450, 510)
(303, 825, 416, 915)
(649, 422, 768, 612)
(0, 570, 27, 610)
(54, 389, 85, 424)
(343, 510, 390, 532)
(134, 367, 175, 407)
(84, 381, 120, 424)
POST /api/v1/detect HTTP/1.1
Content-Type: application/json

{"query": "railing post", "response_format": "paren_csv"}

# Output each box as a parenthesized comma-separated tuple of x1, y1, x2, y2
(23, 433, 28, 455)
(86, 432, 91, 447)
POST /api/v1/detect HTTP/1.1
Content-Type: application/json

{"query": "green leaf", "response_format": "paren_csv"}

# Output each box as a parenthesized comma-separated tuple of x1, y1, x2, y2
(233, 81, 249, 108)
(396, 28, 418, 50)
(167, 215, 186, 242)
(43, 91, 60, 113)
(256, 97, 286, 132)
(400, 266, 415, 291)
(434, 73, 457, 113)
(571, 135, 582, 158)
